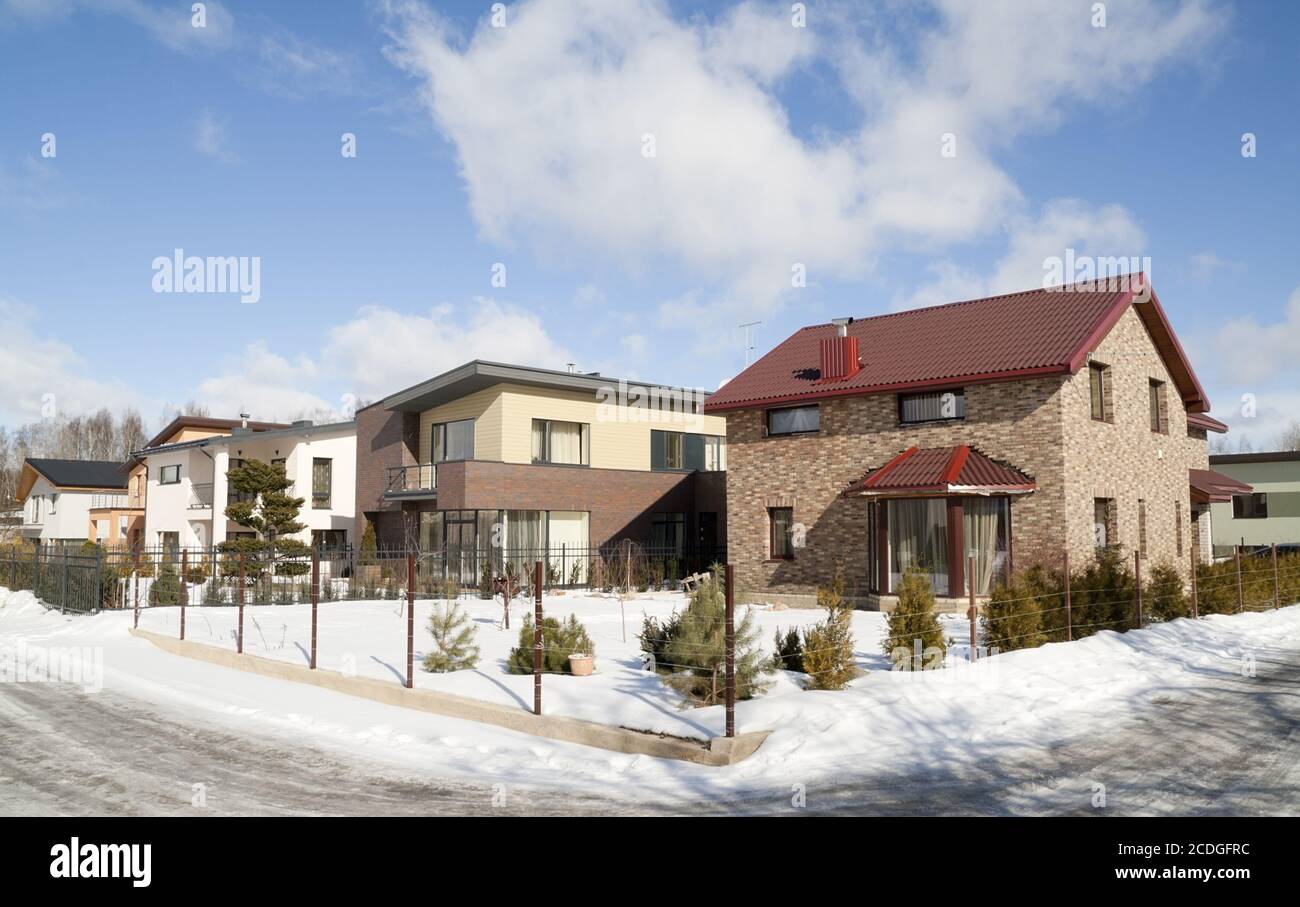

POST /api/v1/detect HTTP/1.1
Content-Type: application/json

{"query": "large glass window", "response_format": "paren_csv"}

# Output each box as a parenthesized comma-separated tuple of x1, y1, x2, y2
(432, 419, 474, 463)
(887, 498, 948, 594)
(532, 419, 589, 465)
(963, 498, 1010, 595)
(767, 405, 819, 436)
(548, 511, 590, 583)
(652, 512, 686, 554)
(899, 389, 965, 424)
(652, 431, 726, 471)
(1232, 493, 1268, 519)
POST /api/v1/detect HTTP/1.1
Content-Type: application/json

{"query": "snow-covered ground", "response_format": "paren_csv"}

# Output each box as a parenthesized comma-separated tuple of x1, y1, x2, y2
(3, 585, 1298, 801)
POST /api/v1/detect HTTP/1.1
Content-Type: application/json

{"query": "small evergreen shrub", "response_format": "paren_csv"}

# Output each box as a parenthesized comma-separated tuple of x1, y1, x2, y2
(507, 613, 595, 674)
(770, 627, 803, 673)
(801, 575, 857, 690)
(1144, 562, 1189, 622)
(424, 601, 480, 672)
(149, 561, 183, 606)
(883, 567, 946, 670)
(982, 570, 1047, 653)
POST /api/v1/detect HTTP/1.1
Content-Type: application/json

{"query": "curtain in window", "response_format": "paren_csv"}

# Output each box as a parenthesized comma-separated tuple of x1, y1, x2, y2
(549, 421, 584, 464)
(703, 436, 725, 470)
(548, 511, 589, 583)
(505, 510, 545, 574)
(531, 420, 546, 461)
(963, 497, 1009, 595)
(769, 406, 818, 434)
(888, 498, 948, 594)
(900, 391, 964, 423)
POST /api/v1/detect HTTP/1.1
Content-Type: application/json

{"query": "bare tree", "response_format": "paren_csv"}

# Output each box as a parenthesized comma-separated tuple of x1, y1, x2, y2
(1276, 421, 1300, 452)
(116, 408, 147, 458)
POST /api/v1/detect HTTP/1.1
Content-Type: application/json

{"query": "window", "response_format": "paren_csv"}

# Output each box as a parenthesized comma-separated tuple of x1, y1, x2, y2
(1089, 362, 1110, 422)
(312, 458, 332, 509)
(159, 465, 180, 484)
(1138, 499, 1147, 559)
(28, 495, 42, 524)
(311, 529, 347, 551)
(769, 507, 794, 559)
(1232, 493, 1268, 519)
(899, 389, 965, 424)
(48, 493, 57, 514)
(964, 497, 1010, 595)
(652, 431, 726, 471)
(1148, 379, 1167, 433)
(227, 458, 254, 504)
(766, 405, 819, 436)
(160, 531, 180, 554)
(1175, 502, 1183, 554)
(652, 512, 685, 554)
(532, 419, 589, 465)
(887, 498, 948, 593)
(432, 419, 474, 463)
(1093, 498, 1116, 548)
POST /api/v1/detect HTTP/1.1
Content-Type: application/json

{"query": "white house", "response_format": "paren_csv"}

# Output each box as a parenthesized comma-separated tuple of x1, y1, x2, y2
(15, 458, 137, 546)
(136, 419, 357, 551)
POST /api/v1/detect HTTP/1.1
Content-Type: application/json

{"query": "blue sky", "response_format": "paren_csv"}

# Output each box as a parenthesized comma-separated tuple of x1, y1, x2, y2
(1, 0, 1297, 448)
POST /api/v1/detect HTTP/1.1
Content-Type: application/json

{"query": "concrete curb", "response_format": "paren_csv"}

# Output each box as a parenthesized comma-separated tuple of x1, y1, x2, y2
(128, 628, 769, 766)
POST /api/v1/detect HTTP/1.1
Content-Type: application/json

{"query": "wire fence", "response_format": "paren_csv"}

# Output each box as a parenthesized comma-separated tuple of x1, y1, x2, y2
(0, 541, 727, 614)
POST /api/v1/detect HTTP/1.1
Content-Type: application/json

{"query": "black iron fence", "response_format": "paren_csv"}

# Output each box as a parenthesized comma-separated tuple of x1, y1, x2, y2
(1, 541, 726, 613)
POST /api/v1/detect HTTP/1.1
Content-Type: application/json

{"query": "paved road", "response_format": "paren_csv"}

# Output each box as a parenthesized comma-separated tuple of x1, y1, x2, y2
(2, 649, 1296, 816)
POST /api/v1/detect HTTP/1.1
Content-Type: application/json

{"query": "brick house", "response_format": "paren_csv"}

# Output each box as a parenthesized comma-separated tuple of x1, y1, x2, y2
(703, 278, 1247, 609)
(354, 360, 728, 582)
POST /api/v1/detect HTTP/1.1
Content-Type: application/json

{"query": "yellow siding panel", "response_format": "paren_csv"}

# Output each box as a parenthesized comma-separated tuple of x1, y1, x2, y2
(417, 387, 505, 464)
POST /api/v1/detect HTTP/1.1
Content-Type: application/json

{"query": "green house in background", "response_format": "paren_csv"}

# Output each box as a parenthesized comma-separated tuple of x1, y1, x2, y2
(1208, 451, 1300, 554)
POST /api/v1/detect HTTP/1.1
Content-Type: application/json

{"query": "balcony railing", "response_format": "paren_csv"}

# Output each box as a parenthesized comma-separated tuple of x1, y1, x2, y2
(90, 493, 146, 510)
(386, 463, 436, 493)
(189, 483, 214, 509)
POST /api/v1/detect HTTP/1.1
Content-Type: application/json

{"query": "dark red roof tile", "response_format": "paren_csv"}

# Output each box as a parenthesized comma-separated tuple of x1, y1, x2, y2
(845, 446, 1035, 495)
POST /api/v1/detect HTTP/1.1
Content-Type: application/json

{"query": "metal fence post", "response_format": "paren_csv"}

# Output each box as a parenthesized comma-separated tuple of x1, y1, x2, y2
(1063, 549, 1072, 641)
(967, 553, 978, 661)
(94, 547, 102, 613)
(724, 563, 735, 738)
(1235, 548, 1244, 614)
(237, 554, 245, 655)
(311, 547, 319, 670)
(1134, 550, 1142, 630)
(1272, 543, 1280, 610)
(132, 548, 140, 629)
(60, 547, 68, 615)
(534, 560, 543, 716)
(406, 553, 415, 689)
(1190, 545, 1199, 619)
(179, 548, 188, 640)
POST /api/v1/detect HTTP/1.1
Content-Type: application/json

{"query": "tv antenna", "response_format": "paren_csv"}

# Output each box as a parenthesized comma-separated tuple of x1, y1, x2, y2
(739, 320, 761, 367)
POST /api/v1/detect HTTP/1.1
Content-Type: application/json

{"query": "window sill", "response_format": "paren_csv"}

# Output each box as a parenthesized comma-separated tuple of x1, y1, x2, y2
(765, 431, 820, 439)
(763, 557, 794, 563)
(897, 418, 964, 428)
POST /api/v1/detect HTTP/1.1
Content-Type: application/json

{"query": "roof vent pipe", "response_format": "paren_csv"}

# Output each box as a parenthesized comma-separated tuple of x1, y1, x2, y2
(831, 317, 853, 338)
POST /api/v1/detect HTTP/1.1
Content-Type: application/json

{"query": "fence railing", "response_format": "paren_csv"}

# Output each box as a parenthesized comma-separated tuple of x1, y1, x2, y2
(1, 541, 727, 614)
(189, 483, 214, 509)
(386, 463, 436, 492)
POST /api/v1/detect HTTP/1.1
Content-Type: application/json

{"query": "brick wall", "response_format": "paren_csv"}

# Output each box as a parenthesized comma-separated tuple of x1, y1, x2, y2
(354, 404, 420, 548)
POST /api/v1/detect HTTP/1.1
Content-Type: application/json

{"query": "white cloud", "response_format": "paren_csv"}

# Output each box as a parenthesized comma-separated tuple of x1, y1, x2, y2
(246, 28, 363, 98)
(321, 298, 575, 402)
(0, 297, 144, 425)
(1209, 285, 1300, 388)
(193, 110, 237, 163)
(1189, 249, 1242, 281)
(0, 154, 72, 209)
(381, 0, 1219, 313)
(189, 341, 334, 422)
(895, 198, 1149, 310)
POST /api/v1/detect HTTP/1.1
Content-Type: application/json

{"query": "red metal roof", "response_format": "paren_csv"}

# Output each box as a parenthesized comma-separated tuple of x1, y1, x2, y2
(1187, 412, 1228, 434)
(1189, 468, 1252, 504)
(845, 446, 1036, 496)
(704, 277, 1211, 414)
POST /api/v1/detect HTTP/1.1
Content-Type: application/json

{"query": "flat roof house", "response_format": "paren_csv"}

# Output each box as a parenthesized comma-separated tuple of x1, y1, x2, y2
(703, 277, 1246, 609)
(355, 360, 728, 582)
(1205, 450, 1300, 554)
(132, 415, 356, 552)
(15, 458, 140, 547)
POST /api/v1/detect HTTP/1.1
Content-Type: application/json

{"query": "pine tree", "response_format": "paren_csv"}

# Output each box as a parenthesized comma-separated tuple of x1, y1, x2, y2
(801, 573, 857, 690)
(883, 567, 946, 670)
(424, 600, 480, 672)
(219, 459, 309, 580)
(982, 569, 1047, 653)
(1144, 562, 1189, 622)
(659, 564, 770, 704)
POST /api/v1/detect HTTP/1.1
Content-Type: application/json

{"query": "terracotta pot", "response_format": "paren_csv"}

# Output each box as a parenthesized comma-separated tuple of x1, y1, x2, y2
(568, 654, 595, 676)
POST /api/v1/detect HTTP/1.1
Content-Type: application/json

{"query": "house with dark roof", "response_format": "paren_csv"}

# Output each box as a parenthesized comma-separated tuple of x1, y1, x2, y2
(1205, 450, 1300, 555)
(703, 276, 1247, 609)
(16, 458, 138, 547)
(355, 360, 728, 583)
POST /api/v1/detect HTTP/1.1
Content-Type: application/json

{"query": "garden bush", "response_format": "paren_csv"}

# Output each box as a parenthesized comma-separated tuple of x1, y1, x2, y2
(883, 567, 946, 670)
(507, 613, 595, 675)
(800, 575, 857, 690)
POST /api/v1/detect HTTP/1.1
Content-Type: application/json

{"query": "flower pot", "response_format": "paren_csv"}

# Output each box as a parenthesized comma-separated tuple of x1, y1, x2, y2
(568, 654, 595, 676)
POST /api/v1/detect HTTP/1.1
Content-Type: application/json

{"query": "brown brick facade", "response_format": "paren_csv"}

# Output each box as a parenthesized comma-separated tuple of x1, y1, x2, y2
(723, 305, 1210, 607)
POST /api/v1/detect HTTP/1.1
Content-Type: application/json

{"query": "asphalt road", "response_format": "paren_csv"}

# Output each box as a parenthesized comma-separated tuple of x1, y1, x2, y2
(1, 648, 1296, 816)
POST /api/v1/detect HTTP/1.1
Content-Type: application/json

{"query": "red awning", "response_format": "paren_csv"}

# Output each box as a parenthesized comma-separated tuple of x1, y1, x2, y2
(845, 446, 1036, 496)
(1189, 468, 1252, 504)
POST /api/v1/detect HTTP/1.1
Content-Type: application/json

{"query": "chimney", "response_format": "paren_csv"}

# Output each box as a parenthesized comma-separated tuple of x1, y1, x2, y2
(819, 318, 860, 382)
(239, 412, 250, 429)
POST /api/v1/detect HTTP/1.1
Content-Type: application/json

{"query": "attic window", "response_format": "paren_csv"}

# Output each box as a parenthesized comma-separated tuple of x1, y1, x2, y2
(767, 405, 820, 436)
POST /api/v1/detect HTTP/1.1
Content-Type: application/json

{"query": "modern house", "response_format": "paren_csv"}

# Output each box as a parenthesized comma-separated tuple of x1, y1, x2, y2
(131, 415, 356, 551)
(15, 458, 142, 547)
(703, 277, 1245, 609)
(1205, 450, 1300, 554)
(355, 360, 728, 581)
